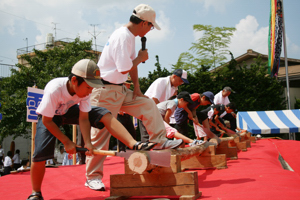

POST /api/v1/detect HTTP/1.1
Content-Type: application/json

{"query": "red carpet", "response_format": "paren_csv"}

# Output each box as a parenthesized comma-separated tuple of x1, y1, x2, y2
(1, 139, 300, 200)
(270, 139, 300, 175)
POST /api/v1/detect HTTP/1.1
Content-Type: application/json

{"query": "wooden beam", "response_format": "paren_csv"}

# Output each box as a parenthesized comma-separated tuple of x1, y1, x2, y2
(109, 172, 201, 197)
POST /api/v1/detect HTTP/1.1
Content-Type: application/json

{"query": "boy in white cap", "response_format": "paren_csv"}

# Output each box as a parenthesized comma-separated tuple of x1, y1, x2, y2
(26, 59, 154, 200)
(86, 4, 183, 191)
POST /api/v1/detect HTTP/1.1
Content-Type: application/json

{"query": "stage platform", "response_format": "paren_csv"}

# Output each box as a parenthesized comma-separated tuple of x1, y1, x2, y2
(1, 139, 300, 200)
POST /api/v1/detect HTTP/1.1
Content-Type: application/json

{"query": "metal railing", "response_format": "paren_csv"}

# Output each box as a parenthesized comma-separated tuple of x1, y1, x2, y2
(16, 38, 75, 56)
(0, 63, 18, 77)
(17, 38, 104, 56)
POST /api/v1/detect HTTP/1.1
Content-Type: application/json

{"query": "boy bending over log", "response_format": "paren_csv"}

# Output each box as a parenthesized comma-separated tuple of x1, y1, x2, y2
(26, 59, 155, 200)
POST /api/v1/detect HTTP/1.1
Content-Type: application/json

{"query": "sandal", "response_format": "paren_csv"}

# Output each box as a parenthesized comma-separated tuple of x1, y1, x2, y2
(133, 142, 157, 150)
(27, 192, 44, 200)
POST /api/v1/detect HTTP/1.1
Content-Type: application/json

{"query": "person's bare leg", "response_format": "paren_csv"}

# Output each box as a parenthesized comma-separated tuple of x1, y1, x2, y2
(30, 161, 46, 194)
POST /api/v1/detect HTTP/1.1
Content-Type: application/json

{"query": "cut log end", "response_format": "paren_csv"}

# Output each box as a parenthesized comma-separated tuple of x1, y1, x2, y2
(128, 152, 150, 174)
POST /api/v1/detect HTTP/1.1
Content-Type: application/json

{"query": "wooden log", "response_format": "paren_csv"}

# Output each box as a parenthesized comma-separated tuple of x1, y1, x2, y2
(127, 152, 150, 174)
(125, 142, 213, 174)
(220, 137, 234, 142)
(166, 141, 212, 161)
(181, 145, 227, 170)
(125, 154, 181, 174)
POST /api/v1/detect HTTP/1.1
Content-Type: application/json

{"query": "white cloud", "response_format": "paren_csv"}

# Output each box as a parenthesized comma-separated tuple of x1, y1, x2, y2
(229, 15, 300, 59)
(229, 15, 269, 57)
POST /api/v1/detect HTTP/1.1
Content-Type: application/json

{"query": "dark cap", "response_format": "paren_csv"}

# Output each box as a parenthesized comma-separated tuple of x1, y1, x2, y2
(71, 59, 103, 88)
(173, 69, 189, 84)
(223, 86, 236, 93)
(177, 91, 193, 104)
(202, 91, 214, 104)
(213, 104, 225, 113)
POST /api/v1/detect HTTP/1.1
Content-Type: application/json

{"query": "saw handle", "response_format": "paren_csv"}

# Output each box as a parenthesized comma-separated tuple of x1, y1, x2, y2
(76, 147, 116, 156)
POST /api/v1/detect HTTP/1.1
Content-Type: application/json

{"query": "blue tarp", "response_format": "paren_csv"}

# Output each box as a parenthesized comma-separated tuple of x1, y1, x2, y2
(237, 109, 300, 134)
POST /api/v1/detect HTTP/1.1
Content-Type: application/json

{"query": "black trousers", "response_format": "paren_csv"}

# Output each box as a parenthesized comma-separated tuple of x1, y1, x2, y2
(174, 120, 189, 137)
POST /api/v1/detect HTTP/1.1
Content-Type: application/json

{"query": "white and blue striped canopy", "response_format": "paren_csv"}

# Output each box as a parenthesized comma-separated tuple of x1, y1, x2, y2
(237, 109, 300, 134)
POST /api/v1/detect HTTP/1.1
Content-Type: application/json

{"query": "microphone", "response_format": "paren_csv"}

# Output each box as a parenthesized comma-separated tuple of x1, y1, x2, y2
(141, 37, 147, 63)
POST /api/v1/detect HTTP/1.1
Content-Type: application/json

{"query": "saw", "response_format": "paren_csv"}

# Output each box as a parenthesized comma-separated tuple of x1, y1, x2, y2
(76, 147, 171, 167)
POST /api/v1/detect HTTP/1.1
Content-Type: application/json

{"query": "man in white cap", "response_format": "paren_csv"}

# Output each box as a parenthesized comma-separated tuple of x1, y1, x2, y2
(86, 4, 183, 191)
(140, 69, 189, 142)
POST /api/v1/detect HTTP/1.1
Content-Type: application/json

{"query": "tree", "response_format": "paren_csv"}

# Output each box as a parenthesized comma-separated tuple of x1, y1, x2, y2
(174, 24, 235, 72)
(172, 56, 286, 138)
(0, 38, 95, 141)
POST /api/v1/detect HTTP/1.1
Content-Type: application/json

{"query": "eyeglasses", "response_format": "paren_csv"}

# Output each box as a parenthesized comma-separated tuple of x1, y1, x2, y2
(148, 22, 154, 30)
(144, 21, 154, 30)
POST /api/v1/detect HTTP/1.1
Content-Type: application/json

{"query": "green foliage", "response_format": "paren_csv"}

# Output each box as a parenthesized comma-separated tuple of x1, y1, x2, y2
(175, 25, 236, 72)
(0, 38, 95, 141)
(295, 98, 300, 109)
(139, 55, 286, 139)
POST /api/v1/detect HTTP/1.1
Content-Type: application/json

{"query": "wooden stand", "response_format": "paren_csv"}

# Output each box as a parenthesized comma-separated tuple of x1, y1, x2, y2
(240, 132, 251, 148)
(107, 171, 201, 200)
(107, 143, 227, 200)
(215, 138, 238, 160)
(228, 136, 248, 151)
(181, 145, 227, 170)
(244, 131, 257, 143)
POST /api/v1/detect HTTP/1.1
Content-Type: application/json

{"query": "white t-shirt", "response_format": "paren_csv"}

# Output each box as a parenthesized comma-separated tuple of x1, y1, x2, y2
(4, 156, 12, 167)
(55, 151, 66, 164)
(157, 100, 178, 117)
(214, 90, 230, 118)
(0, 148, 4, 157)
(214, 90, 230, 105)
(207, 107, 214, 119)
(145, 76, 177, 103)
(98, 26, 136, 84)
(36, 77, 91, 117)
(12, 154, 20, 164)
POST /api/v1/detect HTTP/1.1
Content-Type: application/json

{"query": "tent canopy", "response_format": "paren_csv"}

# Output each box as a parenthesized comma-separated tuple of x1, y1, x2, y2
(237, 109, 300, 134)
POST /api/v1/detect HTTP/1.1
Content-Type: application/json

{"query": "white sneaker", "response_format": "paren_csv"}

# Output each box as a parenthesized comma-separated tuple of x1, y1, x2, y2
(85, 178, 105, 191)
(189, 139, 205, 147)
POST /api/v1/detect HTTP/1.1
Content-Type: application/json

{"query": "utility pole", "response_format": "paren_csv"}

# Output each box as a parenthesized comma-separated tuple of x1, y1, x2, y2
(52, 22, 59, 40)
(89, 24, 102, 52)
(24, 38, 28, 53)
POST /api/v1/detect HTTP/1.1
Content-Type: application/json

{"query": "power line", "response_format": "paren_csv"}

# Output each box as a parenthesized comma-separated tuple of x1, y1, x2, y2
(0, 56, 18, 62)
(0, 10, 77, 37)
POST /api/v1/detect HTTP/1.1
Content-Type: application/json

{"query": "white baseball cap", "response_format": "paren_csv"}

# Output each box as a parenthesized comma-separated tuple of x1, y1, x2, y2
(71, 59, 103, 88)
(132, 4, 161, 30)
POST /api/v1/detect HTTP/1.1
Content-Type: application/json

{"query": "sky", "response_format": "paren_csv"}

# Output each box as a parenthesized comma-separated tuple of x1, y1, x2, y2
(0, 0, 299, 78)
